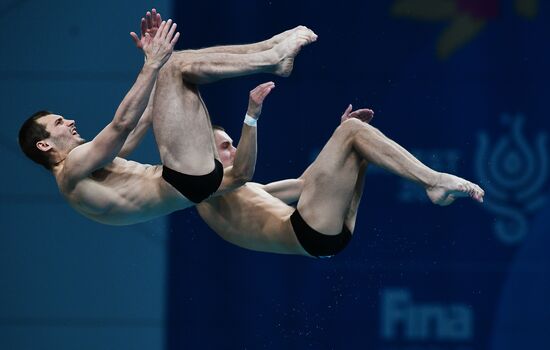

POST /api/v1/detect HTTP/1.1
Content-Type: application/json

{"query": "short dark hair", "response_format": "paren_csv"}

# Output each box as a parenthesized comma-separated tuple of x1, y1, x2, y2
(18, 110, 53, 170)
(212, 124, 225, 132)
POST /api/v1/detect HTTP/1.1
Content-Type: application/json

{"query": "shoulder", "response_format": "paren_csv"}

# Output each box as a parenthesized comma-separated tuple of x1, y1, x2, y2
(243, 182, 270, 195)
(61, 142, 117, 191)
(64, 142, 92, 165)
(245, 182, 263, 189)
(56, 144, 88, 188)
(63, 142, 91, 171)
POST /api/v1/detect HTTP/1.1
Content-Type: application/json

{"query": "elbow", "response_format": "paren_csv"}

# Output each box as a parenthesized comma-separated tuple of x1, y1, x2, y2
(234, 172, 253, 187)
(224, 176, 247, 191)
(112, 119, 134, 134)
(113, 103, 139, 132)
(240, 165, 256, 183)
(232, 177, 248, 188)
(230, 168, 255, 187)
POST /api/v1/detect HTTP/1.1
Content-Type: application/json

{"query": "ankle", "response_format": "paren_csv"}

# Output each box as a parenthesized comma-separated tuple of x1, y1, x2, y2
(425, 172, 442, 189)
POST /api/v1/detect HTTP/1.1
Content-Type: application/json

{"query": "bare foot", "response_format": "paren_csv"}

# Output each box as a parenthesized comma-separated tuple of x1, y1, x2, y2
(269, 25, 311, 45)
(426, 173, 485, 206)
(273, 27, 317, 77)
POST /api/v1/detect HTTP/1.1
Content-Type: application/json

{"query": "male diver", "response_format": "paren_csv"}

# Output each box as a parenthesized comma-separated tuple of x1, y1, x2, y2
(18, 9, 317, 225)
(195, 90, 485, 258)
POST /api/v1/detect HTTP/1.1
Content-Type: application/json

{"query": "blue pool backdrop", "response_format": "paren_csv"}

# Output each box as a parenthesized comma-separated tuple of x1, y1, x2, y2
(2, 1, 548, 350)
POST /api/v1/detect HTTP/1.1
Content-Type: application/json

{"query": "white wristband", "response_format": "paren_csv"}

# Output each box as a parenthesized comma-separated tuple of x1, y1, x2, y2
(244, 114, 258, 127)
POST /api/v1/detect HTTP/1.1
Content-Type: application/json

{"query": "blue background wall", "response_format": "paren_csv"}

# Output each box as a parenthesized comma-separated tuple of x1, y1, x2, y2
(2, 1, 548, 350)
(167, 1, 549, 349)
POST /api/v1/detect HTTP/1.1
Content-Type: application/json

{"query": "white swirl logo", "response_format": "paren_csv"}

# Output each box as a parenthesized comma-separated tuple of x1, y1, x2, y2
(475, 114, 548, 244)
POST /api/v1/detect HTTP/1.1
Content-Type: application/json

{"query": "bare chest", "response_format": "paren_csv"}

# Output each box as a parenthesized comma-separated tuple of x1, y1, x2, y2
(61, 159, 172, 222)
(198, 186, 294, 235)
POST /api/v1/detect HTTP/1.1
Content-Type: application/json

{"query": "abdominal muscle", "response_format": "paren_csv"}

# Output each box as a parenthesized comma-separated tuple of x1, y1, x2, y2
(62, 158, 192, 225)
(197, 184, 307, 255)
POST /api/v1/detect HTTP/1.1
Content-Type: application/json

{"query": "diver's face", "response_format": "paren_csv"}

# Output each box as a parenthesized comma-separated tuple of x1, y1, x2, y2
(214, 130, 236, 168)
(37, 114, 85, 153)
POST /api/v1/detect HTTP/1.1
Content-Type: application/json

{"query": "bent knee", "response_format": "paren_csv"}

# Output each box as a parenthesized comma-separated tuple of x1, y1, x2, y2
(334, 118, 374, 140)
(158, 52, 194, 77)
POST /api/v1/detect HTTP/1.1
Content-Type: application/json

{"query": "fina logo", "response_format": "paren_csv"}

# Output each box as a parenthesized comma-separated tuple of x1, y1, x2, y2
(475, 114, 548, 245)
(380, 288, 473, 341)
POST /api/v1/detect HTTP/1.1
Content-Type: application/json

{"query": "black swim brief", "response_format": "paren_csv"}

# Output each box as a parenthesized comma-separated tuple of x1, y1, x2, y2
(162, 159, 224, 204)
(290, 209, 352, 258)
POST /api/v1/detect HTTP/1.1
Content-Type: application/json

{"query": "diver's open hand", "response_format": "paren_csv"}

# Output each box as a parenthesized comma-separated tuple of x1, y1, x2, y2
(141, 19, 179, 69)
(247, 82, 275, 119)
(130, 8, 163, 50)
(340, 104, 374, 124)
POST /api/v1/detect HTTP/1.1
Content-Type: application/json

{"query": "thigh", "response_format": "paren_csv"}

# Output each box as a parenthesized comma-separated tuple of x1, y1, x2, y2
(297, 128, 363, 235)
(152, 64, 217, 175)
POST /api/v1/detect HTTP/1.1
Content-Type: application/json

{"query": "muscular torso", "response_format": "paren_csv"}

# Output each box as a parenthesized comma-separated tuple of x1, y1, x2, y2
(57, 158, 190, 225)
(197, 183, 305, 255)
